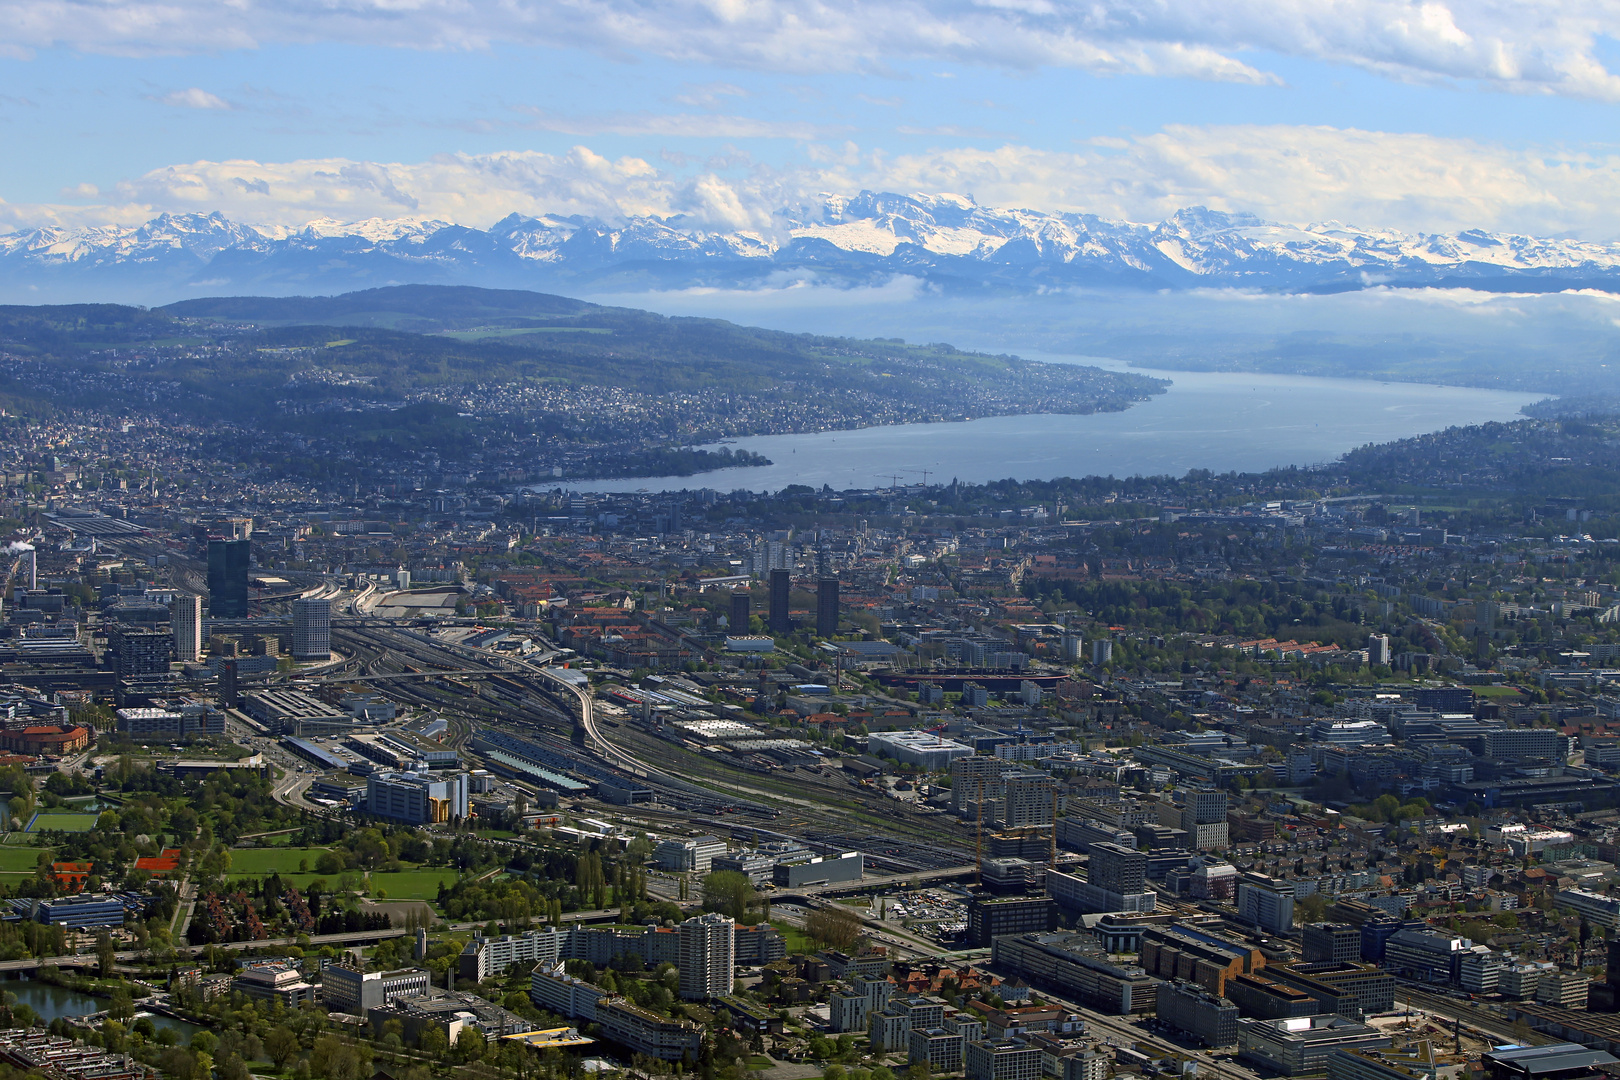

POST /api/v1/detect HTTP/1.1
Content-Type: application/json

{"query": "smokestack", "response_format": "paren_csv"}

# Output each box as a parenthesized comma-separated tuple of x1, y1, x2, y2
(24, 551, 34, 592)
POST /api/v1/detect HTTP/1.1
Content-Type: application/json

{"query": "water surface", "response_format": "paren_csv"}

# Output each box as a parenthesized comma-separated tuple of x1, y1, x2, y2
(554, 359, 1542, 494)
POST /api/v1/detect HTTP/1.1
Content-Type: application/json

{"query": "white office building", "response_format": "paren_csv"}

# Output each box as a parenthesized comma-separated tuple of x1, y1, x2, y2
(291, 597, 331, 661)
(1557, 887, 1620, 931)
(655, 835, 727, 873)
(367, 769, 469, 825)
(173, 593, 202, 663)
(869, 730, 974, 770)
(678, 912, 734, 1000)
(1237, 874, 1295, 934)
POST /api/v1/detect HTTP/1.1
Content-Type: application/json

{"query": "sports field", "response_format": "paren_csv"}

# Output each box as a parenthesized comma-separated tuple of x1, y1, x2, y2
(366, 870, 461, 900)
(28, 813, 98, 833)
(0, 847, 46, 872)
(227, 847, 332, 875)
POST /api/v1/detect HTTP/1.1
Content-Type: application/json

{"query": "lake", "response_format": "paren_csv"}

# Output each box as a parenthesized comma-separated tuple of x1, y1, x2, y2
(3, 977, 202, 1041)
(553, 357, 1544, 494)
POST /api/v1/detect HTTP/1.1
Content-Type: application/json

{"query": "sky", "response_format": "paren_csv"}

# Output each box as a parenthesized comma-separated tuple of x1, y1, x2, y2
(6, 1, 1620, 239)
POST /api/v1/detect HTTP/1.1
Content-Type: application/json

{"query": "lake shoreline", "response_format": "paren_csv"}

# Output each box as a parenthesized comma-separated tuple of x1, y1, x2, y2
(538, 362, 1544, 495)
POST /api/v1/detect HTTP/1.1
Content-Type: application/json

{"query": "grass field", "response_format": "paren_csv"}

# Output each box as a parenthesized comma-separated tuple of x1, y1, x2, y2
(0, 847, 47, 872)
(366, 870, 461, 900)
(770, 921, 818, 955)
(227, 847, 332, 875)
(29, 813, 98, 833)
(223, 863, 464, 903)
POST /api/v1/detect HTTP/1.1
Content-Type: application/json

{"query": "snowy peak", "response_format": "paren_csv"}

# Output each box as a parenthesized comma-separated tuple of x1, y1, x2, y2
(6, 194, 1620, 302)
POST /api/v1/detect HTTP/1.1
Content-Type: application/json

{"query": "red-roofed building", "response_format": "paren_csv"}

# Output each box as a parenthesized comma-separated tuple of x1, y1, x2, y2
(0, 726, 91, 755)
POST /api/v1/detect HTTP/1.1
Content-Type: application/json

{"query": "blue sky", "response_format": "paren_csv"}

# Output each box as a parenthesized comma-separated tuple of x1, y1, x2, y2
(6, 1, 1620, 238)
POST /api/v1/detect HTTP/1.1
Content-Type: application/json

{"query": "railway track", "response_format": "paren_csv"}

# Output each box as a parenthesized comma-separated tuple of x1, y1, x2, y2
(1395, 988, 1553, 1046)
(328, 622, 976, 867)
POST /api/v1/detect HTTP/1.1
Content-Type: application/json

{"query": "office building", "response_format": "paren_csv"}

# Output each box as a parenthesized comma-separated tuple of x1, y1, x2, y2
(678, 912, 734, 1000)
(773, 851, 863, 887)
(768, 568, 791, 634)
(1269, 962, 1395, 1019)
(1367, 635, 1391, 667)
(1239, 1016, 1392, 1076)
(1224, 973, 1319, 1021)
(459, 927, 568, 982)
(870, 996, 946, 1054)
(816, 577, 839, 637)
(729, 591, 750, 633)
(1535, 970, 1590, 1009)
(1001, 772, 1057, 828)
(172, 593, 202, 663)
(1158, 980, 1240, 1048)
(1237, 874, 1296, 934)
(106, 625, 170, 680)
(910, 1027, 965, 1072)
(869, 729, 974, 769)
(966, 1040, 1043, 1080)
(530, 964, 608, 1022)
(233, 961, 316, 1007)
(30, 894, 124, 929)
(1557, 888, 1620, 931)
(320, 965, 431, 1013)
(832, 973, 893, 1033)
(1460, 946, 1504, 995)
(1383, 928, 1467, 984)
(594, 998, 703, 1062)
(1304, 924, 1363, 964)
(115, 705, 223, 741)
(1089, 842, 1147, 895)
(291, 597, 331, 661)
(1139, 924, 1264, 997)
(991, 931, 1159, 1015)
(207, 538, 251, 618)
(952, 754, 1009, 815)
(654, 835, 727, 873)
(366, 770, 469, 825)
(968, 897, 1056, 947)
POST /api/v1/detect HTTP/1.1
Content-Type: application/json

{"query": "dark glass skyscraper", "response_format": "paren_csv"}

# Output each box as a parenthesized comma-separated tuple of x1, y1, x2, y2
(729, 590, 750, 634)
(207, 538, 251, 618)
(768, 568, 791, 634)
(816, 577, 839, 637)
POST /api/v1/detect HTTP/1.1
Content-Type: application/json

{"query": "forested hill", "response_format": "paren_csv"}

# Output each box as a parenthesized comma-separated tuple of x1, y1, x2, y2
(0, 284, 1165, 483)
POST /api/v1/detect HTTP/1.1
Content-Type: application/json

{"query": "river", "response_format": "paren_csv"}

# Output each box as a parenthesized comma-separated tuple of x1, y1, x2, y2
(551, 357, 1543, 494)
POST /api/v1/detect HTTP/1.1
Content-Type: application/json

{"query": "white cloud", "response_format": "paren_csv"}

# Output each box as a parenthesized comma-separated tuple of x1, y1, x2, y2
(853, 125, 1620, 238)
(514, 107, 825, 140)
(12, 123, 1620, 240)
(158, 87, 231, 110)
(9, 0, 1620, 98)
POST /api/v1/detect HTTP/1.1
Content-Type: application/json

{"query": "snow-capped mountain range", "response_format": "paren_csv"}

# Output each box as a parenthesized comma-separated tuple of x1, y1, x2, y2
(6, 191, 1620, 303)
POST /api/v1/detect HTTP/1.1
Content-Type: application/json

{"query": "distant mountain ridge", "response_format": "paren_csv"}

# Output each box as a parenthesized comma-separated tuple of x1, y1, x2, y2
(7, 192, 1620, 303)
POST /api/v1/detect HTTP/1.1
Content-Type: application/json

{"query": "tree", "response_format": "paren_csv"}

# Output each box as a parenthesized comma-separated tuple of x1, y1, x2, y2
(416, 1026, 449, 1057)
(219, 1055, 249, 1080)
(265, 1026, 300, 1069)
(702, 870, 757, 920)
(1295, 894, 1328, 925)
(456, 1028, 487, 1061)
(805, 906, 864, 951)
(96, 932, 116, 977)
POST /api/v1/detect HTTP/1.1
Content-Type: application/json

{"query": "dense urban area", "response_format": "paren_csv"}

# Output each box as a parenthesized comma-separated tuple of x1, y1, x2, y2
(10, 290, 1620, 1080)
